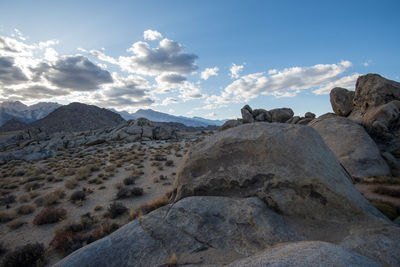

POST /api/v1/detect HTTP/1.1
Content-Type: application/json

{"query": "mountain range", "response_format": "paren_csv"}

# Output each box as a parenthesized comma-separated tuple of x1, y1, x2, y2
(0, 101, 61, 126)
(0, 101, 225, 133)
(115, 108, 226, 127)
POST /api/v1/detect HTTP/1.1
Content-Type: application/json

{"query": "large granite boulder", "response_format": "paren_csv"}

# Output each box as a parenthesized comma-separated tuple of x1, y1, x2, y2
(241, 105, 254, 123)
(173, 123, 385, 222)
(309, 114, 391, 179)
(269, 108, 294, 122)
(228, 241, 380, 267)
(220, 119, 243, 131)
(330, 87, 355, 117)
(55, 196, 301, 267)
(353, 74, 400, 114)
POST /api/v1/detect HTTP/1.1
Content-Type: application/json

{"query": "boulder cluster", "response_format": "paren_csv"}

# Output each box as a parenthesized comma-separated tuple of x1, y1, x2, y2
(221, 105, 315, 131)
(0, 118, 178, 162)
(221, 74, 400, 182)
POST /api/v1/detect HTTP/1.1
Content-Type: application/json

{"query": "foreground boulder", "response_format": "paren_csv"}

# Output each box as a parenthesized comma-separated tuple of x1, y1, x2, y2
(309, 114, 391, 179)
(56, 122, 399, 267)
(173, 123, 384, 222)
(56, 196, 301, 267)
(330, 87, 355, 117)
(228, 241, 380, 267)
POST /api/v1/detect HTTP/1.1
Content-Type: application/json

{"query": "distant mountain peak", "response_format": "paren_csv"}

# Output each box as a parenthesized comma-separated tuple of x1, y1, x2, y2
(113, 108, 226, 127)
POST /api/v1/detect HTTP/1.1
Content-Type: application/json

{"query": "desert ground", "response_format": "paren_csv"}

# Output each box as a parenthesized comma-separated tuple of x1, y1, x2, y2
(0, 132, 206, 265)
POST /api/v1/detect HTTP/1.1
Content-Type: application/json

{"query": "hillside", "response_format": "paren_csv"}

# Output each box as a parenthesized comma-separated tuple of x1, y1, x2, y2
(29, 102, 125, 133)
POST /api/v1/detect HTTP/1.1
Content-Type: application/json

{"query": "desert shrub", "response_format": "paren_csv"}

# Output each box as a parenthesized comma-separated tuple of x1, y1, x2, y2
(49, 231, 94, 256)
(94, 205, 103, 211)
(33, 207, 67, 225)
(0, 195, 16, 206)
(0, 213, 15, 223)
(130, 193, 170, 220)
(123, 177, 135, 185)
(24, 182, 41, 192)
(107, 202, 127, 219)
(373, 203, 398, 220)
(74, 167, 92, 181)
(18, 194, 30, 203)
(16, 204, 35, 215)
(165, 160, 174, 167)
(70, 191, 86, 203)
(0, 243, 44, 267)
(29, 192, 40, 200)
(42, 189, 65, 207)
(7, 219, 26, 230)
(104, 165, 116, 172)
(372, 186, 400, 198)
(92, 221, 119, 240)
(116, 186, 131, 199)
(64, 178, 78, 189)
(131, 187, 143, 196)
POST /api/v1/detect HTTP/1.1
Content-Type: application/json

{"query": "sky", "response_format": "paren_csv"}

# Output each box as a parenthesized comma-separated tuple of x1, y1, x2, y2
(0, 0, 399, 119)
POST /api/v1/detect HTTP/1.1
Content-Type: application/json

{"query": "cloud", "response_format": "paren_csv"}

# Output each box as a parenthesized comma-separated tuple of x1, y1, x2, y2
(208, 61, 354, 105)
(156, 73, 187, 84)
(0, 56, 28, 85)
(34, 55, 113, 91)
(159, 97, 179, 106)
(313, 73, 359, 95)
(44, 47, 58, 62)
(95, 73, 155, 109)
(3, 84, 69, 100)
(143, 30, 162, 41)
(115, 38, 198, 76)
(230, 63, 244, 79)
(178, 81, 205, 101)
(201, 67, 219, 80)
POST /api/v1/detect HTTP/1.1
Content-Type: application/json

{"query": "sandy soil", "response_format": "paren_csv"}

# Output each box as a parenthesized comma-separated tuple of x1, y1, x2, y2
(0, 134, 204, 265)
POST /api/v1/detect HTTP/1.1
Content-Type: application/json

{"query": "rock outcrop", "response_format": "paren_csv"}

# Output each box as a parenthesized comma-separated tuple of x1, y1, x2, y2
(309, 113, 391, 180)
(0, 118, 179, 162)
(173, 123, 384, 222)
(329, 74, 400, 177)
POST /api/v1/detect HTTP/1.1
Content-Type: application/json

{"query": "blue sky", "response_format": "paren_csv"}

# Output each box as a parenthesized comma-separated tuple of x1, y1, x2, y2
(0, 0, 399, 119)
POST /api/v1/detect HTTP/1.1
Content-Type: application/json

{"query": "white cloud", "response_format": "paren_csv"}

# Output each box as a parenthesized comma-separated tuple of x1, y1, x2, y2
(208, 61, 355, 105)
(143, 30, 162, 41)
(230, 63, 244, 79)
(44, 47, 58, 62)
(160, 97, 179, 106)
(313, 73, 359, 95)
(201, 67, 219, 80)
(206, 112, 216, 117)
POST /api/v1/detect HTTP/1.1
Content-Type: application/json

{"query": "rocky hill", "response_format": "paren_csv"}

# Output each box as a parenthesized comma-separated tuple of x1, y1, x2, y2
(28, 102, 125, 134)
(0, 118, 27, 132)
(0, 101, 61, 126)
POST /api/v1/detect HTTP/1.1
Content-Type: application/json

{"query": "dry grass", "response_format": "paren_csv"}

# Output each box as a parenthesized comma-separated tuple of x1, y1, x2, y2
(0, 212, 16, 223)
(16, 204, 35, 215)
(7, 219, 27, 230)
(42, 189, 65, 207)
